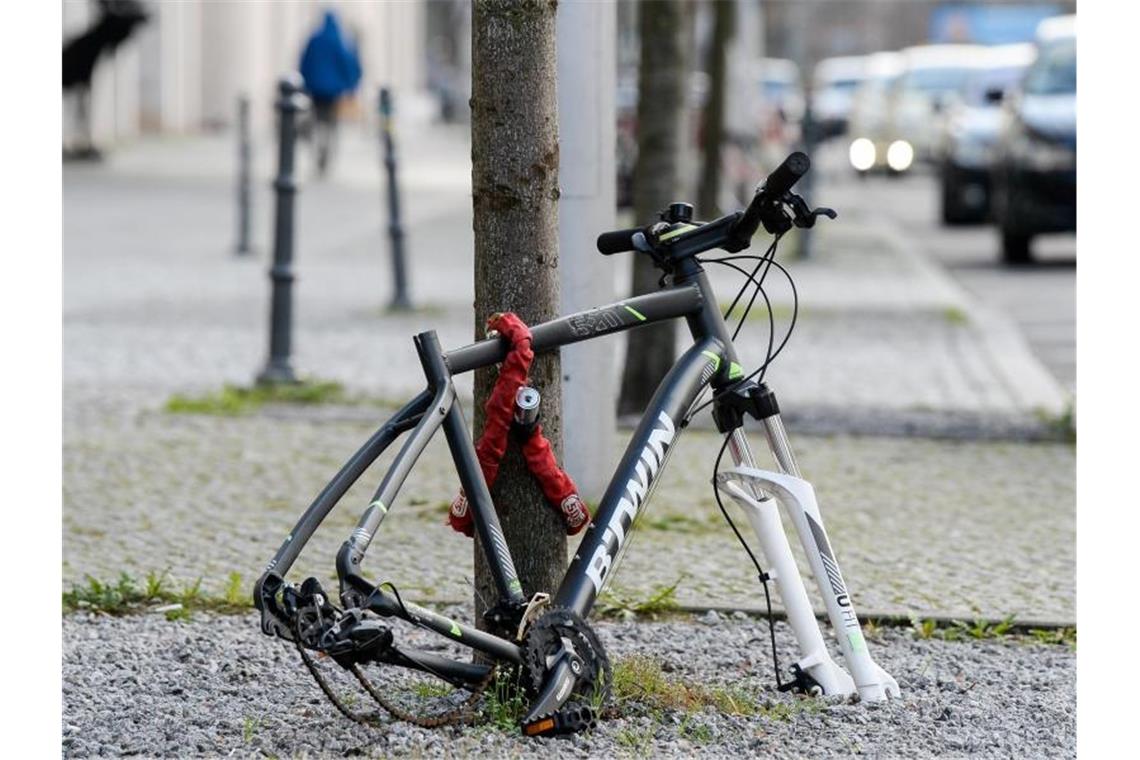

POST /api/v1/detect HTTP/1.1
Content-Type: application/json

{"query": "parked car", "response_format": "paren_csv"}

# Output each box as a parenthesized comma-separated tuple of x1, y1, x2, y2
(847, 51, 904, 174)
(990, 15, 1076, 263)
(888, 44, 988, 170)
(935, 43, 1036, 224)
(811, 56, 866, 139)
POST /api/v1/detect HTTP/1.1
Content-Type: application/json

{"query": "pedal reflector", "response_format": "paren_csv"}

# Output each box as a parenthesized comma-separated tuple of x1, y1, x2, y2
(523, 717, 555, 736)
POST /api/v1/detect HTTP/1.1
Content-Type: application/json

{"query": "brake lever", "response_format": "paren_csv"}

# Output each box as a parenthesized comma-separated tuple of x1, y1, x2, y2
(784, 192, 837, 229)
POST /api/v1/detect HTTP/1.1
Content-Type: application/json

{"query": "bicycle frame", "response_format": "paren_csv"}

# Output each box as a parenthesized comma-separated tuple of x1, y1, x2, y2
(255, 261, 898, 704)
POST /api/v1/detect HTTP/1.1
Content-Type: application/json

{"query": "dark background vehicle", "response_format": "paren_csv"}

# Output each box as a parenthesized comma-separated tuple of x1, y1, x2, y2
(811, 55, 866, 140)
(936, 43, 1035, 224)
(990, 15, 1076, 264)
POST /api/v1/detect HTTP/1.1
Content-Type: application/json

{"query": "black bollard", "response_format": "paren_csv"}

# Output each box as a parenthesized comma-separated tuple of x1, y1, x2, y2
(379, 87, 412, 311)
(258, 75, 308, 385)
(797, 103, 818, 260)
(234, 94, 253, 256)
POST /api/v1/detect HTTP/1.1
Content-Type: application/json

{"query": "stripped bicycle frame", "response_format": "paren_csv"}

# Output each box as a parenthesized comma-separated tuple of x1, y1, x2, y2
(254, 262, 898, 712)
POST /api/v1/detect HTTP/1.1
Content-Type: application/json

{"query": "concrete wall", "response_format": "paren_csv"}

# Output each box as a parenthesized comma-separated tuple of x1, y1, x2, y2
(63, 0, 427, 147)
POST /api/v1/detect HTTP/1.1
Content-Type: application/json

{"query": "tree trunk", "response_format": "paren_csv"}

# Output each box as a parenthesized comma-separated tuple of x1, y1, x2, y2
(697, 0, 735, 218)
(470, 0, 564, 628)
(616, 0, 689, 416)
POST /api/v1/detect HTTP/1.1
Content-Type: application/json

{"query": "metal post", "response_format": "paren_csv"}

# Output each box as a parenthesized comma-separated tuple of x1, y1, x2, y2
(379, 87, 412, 311)
(556, 1, 617, 500)
(234, 94, 253, 256)
(798, 103, 818, 260)
(258, 75, 307, 385)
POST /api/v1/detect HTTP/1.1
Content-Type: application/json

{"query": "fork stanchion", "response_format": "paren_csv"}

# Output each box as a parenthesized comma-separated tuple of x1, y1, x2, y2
(234, 94, 253, 256)
(379, 87, 412, 311)
(258, 75, 308, 385)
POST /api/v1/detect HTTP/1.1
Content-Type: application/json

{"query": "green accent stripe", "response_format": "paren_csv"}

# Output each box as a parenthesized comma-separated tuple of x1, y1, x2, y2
(728, 361, 744, 380)
(369, 499, 388, 514)
(701, 350, 721, 371)
(623, 305, 647, 322)
(657, 223, 698, 242)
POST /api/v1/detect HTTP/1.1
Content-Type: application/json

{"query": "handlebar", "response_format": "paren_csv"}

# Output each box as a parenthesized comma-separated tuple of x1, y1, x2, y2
(596, 227, 642, 256)
(594, 151, 812, 257)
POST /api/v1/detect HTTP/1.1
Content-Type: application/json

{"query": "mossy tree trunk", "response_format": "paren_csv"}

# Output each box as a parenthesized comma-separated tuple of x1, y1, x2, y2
(617, 0, 689, 416)
(697, 0, 735, 218)
(470, 0, 565, 626)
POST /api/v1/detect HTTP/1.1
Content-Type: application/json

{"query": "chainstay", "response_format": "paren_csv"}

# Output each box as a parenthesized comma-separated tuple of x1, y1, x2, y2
(291, 613, 500, 729)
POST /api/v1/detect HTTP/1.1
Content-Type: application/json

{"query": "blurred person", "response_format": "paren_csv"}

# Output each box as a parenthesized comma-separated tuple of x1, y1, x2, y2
(62, 0, 149, 160)
(299, 9, 362, 176)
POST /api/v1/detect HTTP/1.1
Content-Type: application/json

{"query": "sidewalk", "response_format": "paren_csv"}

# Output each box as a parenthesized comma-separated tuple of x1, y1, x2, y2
(62, 123, 1074, 624)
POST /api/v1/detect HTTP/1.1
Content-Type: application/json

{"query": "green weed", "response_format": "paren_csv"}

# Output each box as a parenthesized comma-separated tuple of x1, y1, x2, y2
(242, 715, 260, 743)
(757, 697, 823, 721)
(909, 615, 1073, 647)
(412, 681, 454, 700)
(611, 655, 757, 717)
(1037, 401, 1077, 443)
(614, 726, 655, 754)
(481, 670, 528, 732)
(64, 571, 256, 619)
(165, 380, 346, 416)
(942, 306, 970, 326)
(1029, 627, 1077, 648)
(597, 577, 683, 621)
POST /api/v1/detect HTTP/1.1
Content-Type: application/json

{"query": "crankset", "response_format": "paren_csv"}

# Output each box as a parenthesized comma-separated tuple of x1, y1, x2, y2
(520, 607, 612, 736)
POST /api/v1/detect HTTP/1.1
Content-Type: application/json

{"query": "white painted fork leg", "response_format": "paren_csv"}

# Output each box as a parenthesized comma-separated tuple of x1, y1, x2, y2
(716, 467, 900, 702)
(723, 480, 855, 697)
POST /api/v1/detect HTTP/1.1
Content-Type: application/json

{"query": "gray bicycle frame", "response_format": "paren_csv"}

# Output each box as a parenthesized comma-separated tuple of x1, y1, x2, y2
(255, 264, 778, 674)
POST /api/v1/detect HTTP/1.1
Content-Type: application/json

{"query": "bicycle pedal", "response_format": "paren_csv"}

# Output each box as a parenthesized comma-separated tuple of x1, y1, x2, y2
(521, 702, 597, 737)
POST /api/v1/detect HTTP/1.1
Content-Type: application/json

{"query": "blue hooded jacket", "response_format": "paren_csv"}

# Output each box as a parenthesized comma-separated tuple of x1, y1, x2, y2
(299, 12, 362, 101)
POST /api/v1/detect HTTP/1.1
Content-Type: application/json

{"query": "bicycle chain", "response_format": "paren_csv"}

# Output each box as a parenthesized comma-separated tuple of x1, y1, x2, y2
(292, 611, 499, 729)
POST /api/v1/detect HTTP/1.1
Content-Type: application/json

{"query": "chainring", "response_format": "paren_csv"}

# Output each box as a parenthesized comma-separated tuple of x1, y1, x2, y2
(522, 607, 612, 713)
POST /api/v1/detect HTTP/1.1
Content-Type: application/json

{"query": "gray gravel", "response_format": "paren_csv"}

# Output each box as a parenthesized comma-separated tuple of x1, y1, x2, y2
(62, 610, 1074, 758)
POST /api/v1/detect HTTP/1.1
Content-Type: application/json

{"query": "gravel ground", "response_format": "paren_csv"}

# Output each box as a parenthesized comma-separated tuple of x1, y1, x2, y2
(61, 610, 1075, 758)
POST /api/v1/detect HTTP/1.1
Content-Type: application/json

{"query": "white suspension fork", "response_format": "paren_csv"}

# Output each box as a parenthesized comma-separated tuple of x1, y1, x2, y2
(720, 422, 899, 702)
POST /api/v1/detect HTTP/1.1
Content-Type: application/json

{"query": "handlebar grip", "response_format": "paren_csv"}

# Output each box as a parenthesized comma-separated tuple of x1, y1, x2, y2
(596, 227, 641, 255)
(761, 151, 811, 198)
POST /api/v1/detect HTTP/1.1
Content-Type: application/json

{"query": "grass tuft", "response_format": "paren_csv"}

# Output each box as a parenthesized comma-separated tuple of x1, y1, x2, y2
(63, 570, 254, 619)
(165, 380, 345, 416)
(611, 655, 762, 717)
(481, 669, 528, 732)
(909, 615, 1074, 648)
(597, 578, 683, 621)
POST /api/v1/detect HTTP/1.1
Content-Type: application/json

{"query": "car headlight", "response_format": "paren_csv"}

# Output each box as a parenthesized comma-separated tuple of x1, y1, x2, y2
(849, 138, 876, 171)
(887, 140, 914, 171)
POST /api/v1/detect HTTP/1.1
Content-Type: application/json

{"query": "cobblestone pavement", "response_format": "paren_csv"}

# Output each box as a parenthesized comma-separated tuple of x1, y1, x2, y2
(63, 124, 1074, 624)
(64, 394, 1074, 623)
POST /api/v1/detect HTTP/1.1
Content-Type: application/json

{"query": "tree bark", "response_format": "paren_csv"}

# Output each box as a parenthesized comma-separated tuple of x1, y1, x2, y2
(697, 0, 735, 218)
(470, 0, 565, 627)
(616, 0, 689, 416)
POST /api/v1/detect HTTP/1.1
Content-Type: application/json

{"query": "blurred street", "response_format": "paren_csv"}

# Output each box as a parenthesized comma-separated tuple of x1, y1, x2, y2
(812, 139, 1075, 393)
